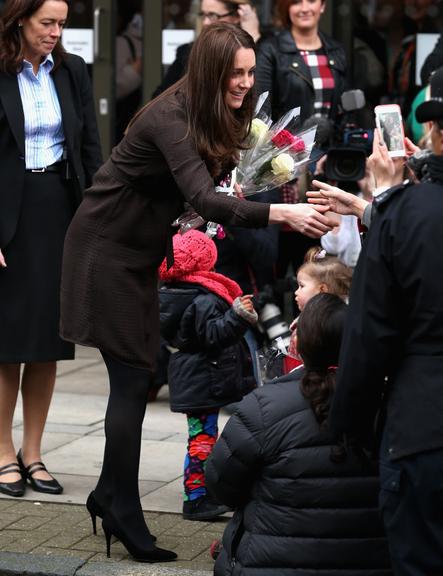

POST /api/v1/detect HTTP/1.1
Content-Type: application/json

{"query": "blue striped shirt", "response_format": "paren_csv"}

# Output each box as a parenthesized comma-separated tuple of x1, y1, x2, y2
(17, 54, 65, 169)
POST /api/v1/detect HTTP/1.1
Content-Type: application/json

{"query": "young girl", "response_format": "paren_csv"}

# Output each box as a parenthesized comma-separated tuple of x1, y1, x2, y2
(285, 246, 353, 372)
(158, 230, 258, 521)
(206, 293, 392, 575)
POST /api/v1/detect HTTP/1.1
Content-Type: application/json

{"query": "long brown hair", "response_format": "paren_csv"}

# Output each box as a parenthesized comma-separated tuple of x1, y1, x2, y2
(0, 0, 69, 74)
(131, 23, 256, 176)
(186, 22, 256, 176)
(296, 293, 346, 428)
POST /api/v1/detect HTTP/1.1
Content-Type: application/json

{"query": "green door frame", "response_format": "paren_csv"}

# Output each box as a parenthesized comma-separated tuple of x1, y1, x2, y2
(92, 0, 161, 156)
(93, 0, 115, 158)
(143, 0, 162, 103)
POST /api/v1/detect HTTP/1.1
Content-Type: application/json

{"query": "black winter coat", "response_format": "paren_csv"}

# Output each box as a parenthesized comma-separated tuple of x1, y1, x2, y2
(331, 167, 443, 461)
(159, 283, 255, 413)
(256, 29, 347, 124)
(206, 371, 392, 575)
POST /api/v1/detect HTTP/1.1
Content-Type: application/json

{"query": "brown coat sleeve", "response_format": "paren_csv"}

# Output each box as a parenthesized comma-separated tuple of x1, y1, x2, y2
(150, 94, 270, 228)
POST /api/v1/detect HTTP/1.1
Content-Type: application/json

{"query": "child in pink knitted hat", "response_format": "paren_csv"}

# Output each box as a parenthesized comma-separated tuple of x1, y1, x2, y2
(158, 230, 257, 521)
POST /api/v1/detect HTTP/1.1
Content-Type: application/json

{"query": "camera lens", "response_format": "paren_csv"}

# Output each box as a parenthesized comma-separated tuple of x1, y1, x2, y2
(259, 303, 291, 348)
(325, 148, 366, 182)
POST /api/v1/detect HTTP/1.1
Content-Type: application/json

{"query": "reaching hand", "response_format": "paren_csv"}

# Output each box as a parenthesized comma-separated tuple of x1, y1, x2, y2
(307, 180, 369, 220)
(0, 248, 6, 268)
(368, 129, 401, 188)
(404, 136, 421, 158)
(284, 203, 334, 238)
(238, 4, 261, 42)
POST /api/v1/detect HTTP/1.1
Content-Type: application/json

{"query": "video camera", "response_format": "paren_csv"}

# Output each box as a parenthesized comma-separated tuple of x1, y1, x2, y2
(252, 277, 298, 351)
(324, 90, 373, 184)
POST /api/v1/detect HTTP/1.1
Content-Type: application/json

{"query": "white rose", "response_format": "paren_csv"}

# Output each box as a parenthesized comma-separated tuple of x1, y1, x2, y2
(271, 153, 295, 176)
(249, 118, 269, 142)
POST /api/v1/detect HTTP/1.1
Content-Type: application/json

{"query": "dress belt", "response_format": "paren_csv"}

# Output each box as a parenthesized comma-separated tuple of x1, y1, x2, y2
(25, 161, 64, 173)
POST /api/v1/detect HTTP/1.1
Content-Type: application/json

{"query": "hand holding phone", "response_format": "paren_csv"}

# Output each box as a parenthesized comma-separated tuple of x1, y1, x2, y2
(374, 104, 406, 158)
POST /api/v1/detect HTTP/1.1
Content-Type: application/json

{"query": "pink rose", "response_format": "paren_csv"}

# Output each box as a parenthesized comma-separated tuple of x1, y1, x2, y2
(271, 129, 295, 148)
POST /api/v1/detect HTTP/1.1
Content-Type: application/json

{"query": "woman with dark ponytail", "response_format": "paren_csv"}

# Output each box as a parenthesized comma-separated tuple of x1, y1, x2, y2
(296, 292, 345, 429)
(206, 293, 392, 575)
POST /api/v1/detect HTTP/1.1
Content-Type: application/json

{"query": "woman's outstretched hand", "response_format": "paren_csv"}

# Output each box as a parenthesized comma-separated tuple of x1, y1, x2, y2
(307, 180, 369, 220)
(269, 203, 334, 238)
(0, 248, 6, 268)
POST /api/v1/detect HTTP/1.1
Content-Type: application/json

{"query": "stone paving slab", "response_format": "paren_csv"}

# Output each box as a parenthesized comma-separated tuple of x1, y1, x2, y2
(0, 551, 85, 575)
(0, 501, 224, 575)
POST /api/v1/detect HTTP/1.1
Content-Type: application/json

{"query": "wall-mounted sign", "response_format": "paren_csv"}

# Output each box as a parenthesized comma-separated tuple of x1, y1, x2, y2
(62, 29, 94, 64)
(162, 29, 195, 65)
(416, 33, 440, 85)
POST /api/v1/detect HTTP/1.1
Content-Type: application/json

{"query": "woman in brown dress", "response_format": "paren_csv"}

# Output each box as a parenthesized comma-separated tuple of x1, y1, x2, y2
(60, 22, 332, 563)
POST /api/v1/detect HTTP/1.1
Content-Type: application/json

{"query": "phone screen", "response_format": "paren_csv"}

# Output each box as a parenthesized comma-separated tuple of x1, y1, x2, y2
(375, 108, 405, 157)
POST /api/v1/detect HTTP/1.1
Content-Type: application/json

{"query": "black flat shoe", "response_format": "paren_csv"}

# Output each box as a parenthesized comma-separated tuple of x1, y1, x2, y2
(17, 450, 63, 495)
(182, 495, 230, 521)
(102, 512, 176, 563)
(0, 463, 25, 497)
(86, 491, 156, 541)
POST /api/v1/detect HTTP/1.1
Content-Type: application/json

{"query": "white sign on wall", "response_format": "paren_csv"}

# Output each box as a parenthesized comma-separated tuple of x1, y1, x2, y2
(416, 33, 440, 85)
(62, 29, 94, 64)
(162, 29, 195, 65)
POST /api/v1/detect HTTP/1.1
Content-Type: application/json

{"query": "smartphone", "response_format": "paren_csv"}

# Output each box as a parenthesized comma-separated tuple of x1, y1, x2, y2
(374, 104, 406, 158)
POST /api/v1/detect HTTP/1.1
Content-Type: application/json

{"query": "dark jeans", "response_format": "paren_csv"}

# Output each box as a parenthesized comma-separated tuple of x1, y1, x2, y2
(380, 431, 443, 576)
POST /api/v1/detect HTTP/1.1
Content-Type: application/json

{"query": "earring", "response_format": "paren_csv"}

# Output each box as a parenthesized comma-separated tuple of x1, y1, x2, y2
(18, 23, 23, 27)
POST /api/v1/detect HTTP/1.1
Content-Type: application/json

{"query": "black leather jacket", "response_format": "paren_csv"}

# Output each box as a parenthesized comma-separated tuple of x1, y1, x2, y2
(256, 29, 347, 124)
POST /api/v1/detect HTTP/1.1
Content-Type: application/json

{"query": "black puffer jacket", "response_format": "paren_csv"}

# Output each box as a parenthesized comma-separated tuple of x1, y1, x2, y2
(256, 29, 347, 124)
(159, 282, 255, 413)
(206, 371, 392, 575)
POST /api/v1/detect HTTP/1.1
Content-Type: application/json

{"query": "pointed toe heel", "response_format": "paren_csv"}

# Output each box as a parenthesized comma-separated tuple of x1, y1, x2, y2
(86, 491, 103, 535)
(102, 513, 176, 563)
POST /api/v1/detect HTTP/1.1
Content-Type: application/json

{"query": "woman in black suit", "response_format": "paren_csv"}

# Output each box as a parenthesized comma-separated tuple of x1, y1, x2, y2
(0, 0, 102, 498)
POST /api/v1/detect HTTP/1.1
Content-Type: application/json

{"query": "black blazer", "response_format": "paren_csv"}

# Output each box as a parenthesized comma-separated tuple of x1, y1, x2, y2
(0, 53, 102, 249)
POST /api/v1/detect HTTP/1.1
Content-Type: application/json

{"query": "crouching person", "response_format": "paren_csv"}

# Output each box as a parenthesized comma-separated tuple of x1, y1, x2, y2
(206, 293, 392, 575)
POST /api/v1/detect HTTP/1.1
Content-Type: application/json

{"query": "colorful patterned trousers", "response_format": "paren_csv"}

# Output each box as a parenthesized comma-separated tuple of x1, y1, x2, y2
(183, 411, 219, 501)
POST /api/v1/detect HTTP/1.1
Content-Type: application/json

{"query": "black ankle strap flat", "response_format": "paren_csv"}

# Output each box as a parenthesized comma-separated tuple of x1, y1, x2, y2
(0, 462, 25, 497)
(17, 450, 63, 495)
(0, 462, 21, 476)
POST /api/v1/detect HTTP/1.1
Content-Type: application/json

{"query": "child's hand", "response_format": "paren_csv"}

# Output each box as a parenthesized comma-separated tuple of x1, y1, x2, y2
(233, 295, 258, 324)
(240, 294, 255, 313)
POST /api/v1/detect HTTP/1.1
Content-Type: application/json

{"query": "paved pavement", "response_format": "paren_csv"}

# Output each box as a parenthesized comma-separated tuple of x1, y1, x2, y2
(0, 346, 231, 575)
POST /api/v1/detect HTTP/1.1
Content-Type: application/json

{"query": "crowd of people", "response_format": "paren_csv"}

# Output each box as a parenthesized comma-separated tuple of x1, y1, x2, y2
(0, 0, 443, 573)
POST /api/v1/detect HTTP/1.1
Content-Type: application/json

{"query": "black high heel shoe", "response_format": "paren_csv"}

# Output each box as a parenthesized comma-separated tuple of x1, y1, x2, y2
(86, 491, 102, 535)
(102, 512, 177, 563)
(17, 450, 63, 495)
(86, 491, 156, 541)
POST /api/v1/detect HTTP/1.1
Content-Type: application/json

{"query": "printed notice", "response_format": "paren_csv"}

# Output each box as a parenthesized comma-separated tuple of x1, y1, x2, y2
(62, 29, 94, 64)
(162, 29, 195, 65)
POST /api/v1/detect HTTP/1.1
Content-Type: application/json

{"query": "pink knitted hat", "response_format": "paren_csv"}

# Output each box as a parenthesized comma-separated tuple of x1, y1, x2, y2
(159, 230, 217, 280)
(159, 230, 242, 305)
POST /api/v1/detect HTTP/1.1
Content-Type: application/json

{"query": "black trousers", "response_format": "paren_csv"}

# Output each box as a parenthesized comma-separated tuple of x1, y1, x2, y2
(380, 433, 443, 576)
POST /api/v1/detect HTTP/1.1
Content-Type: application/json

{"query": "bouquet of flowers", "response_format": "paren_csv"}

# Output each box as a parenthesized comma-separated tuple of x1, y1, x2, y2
(173, 93, 319, 235)
(236, 94, 317, 196)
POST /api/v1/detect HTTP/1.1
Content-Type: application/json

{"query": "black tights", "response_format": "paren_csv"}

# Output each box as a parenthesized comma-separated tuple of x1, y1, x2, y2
(95, 351, 155, 547)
